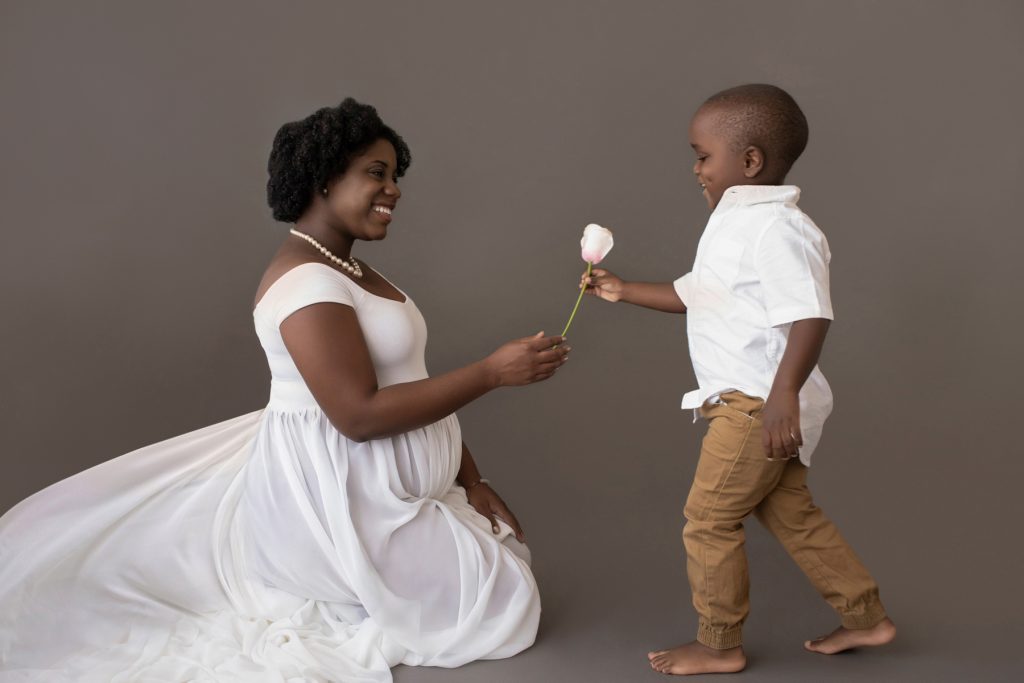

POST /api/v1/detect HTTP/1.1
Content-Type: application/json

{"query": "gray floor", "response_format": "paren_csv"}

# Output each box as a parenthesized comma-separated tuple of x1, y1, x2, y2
(389, 394, 1024, 683)
(393, 509, 1023, 683)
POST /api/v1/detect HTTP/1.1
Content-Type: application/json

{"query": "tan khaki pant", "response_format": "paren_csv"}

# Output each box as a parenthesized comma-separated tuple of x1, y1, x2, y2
(683, 391, 887, 649)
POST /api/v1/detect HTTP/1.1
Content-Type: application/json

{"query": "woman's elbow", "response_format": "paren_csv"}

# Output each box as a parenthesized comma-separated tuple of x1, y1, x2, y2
(327, 414, 372, 443)
(322, 394, 390, 443)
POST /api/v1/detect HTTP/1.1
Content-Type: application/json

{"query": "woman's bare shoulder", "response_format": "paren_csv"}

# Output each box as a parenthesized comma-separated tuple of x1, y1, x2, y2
(253, 246, 324, 310)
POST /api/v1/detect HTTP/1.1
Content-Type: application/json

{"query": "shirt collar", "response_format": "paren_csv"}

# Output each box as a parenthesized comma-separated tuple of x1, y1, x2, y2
(716, 185, 801, 209)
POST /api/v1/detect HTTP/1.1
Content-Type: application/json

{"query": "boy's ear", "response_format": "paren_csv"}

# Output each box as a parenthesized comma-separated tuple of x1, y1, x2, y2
(742, 145, 765, 178)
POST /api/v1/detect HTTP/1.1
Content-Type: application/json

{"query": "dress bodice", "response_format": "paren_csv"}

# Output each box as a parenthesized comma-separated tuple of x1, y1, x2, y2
(252, 263, 429, 410)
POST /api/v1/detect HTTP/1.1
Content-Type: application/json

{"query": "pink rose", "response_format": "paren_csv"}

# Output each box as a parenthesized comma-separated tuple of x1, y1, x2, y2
(580, 223, 614, 264)
(561, 223, 615, 338)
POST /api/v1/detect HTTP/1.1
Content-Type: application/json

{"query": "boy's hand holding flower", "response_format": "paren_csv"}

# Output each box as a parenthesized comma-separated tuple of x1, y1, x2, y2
(581, 268, 625, 302)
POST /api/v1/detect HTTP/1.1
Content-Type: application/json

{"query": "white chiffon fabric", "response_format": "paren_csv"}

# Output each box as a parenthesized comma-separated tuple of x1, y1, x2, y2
(0, 262, 540, 682)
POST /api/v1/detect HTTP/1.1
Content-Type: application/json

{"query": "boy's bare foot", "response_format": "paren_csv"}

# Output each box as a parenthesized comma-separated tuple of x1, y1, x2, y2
(804, 617, 896, 654)
(647, 641, 746, 675)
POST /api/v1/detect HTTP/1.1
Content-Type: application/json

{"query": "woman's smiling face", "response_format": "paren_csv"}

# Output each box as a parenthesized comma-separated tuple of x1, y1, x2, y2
(325, 137, 402, 241)
(688, 106, 753, 211)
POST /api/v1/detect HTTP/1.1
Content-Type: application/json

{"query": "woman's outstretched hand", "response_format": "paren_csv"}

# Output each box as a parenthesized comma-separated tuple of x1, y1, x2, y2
(484, 332, 570, 387)
(581, 268, 625, 302)
(467, 482, 526, 542)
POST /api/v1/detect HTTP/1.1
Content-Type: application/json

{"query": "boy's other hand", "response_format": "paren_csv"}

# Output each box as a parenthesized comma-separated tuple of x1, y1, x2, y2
(761, 390, 803, 460)
(581, 268, 625, 302)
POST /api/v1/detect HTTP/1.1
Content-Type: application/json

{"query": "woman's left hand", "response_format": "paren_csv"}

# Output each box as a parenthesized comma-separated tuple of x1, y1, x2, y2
(466, 483, 525, 542)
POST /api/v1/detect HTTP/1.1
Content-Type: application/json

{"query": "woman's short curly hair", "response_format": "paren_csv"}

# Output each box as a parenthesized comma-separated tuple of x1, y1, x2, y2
(266, 98, 411, 223)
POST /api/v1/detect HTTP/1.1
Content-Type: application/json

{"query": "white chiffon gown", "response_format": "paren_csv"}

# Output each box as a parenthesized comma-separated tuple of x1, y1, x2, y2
(0, 262, 540, 682)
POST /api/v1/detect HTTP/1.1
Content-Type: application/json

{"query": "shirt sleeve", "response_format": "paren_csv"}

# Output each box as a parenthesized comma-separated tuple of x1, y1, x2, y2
(755, 217, 833, 327)
(672, 272, 693, 307)
(270, 264, 357, 328)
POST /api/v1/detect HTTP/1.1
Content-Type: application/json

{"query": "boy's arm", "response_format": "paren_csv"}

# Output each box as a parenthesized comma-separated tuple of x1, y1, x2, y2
(761, 318, 830, 460)
(582, 268, 687, 313)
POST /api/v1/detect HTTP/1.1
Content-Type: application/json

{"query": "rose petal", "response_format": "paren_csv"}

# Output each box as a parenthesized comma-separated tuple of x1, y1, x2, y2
(580, 223, 614, 264)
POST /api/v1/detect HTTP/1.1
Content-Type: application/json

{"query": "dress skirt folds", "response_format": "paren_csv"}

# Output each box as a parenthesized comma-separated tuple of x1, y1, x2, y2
(0, 263, 539, 682)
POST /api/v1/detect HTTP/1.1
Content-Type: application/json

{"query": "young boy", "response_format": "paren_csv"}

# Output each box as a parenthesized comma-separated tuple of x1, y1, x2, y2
(582, 84, 895, 675)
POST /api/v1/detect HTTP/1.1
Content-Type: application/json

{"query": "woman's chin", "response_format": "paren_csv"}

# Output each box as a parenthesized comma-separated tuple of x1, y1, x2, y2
(358, 227, 388, 242)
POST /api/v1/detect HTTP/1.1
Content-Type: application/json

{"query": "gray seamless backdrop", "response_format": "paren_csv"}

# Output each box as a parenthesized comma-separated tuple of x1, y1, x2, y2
(2, 2, 1021, 682)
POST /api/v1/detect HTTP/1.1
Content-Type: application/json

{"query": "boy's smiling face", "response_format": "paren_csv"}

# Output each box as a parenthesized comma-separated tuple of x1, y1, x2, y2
(689, 105, 762, 211)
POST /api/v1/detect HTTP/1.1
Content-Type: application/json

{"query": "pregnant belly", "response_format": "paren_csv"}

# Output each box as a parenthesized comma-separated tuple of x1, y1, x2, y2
(237, 412, 463, 600)
(386, 413, 463, 500)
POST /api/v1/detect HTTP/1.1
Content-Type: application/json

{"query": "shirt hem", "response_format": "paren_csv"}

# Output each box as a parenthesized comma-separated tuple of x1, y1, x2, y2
(767, 306, 834, 328)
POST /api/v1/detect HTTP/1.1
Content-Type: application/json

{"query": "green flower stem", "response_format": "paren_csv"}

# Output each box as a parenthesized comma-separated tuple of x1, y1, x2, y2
(561, 262, 592, 338)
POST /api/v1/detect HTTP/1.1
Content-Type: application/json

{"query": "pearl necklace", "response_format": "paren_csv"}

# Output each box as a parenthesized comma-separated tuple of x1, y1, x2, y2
(289, 229, 363, 278)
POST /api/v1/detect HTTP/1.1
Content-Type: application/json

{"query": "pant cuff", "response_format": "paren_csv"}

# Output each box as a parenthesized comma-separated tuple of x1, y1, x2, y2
(697, 620, 743, 649)
(840, 599, 888, 630)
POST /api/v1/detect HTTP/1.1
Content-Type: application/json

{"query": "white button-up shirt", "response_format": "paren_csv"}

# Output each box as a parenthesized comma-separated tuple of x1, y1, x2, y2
(673, 185, 833, 464)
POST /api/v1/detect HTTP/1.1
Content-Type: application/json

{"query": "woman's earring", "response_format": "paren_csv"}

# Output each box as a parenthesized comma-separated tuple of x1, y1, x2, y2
(321, 187, 328, 197)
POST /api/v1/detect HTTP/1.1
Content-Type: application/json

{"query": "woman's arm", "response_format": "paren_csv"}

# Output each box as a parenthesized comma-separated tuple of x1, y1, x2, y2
(456, 442, 485, 489)
(457, 442, 525, 541)
(281, 302, 569, 442)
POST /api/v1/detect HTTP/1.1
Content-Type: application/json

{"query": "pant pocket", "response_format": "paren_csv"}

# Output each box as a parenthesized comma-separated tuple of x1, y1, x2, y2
(718, 391, 765, 419)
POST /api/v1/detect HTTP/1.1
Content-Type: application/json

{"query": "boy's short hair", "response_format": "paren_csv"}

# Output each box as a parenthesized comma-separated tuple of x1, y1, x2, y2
(702, 84, 808, 181)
